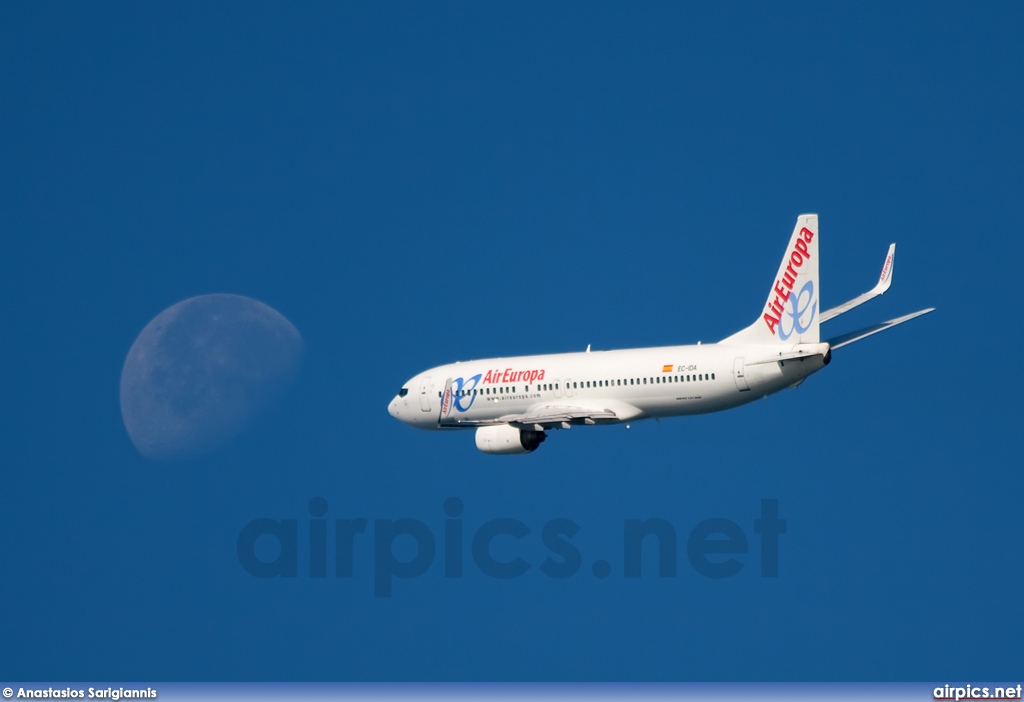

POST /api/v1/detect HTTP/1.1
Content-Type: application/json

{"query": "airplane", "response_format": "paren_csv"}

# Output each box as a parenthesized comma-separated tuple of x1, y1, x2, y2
(387, 214, 934, 454)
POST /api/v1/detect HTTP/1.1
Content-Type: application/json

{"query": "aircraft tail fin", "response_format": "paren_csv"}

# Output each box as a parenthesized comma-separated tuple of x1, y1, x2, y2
(721, 214, 820, 346)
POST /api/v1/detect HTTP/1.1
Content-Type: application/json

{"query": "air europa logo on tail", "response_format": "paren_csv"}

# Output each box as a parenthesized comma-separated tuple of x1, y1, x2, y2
(763, 227, 815, 335)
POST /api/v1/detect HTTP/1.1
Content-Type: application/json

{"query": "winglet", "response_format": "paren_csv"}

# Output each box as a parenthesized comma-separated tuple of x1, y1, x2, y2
(820, 243, 895, 323)
(875, 243, 896, 294)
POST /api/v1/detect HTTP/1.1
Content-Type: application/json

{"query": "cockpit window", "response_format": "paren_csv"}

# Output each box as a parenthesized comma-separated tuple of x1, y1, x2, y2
(398, 388, 409, 397)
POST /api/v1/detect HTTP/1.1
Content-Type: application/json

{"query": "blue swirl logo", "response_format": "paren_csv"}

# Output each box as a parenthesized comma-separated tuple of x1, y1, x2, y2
(452, 374, 482, 412)
(778, 280, 817, 340)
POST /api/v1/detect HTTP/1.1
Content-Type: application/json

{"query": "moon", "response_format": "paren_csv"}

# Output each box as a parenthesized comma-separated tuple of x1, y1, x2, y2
(120, 294, 303, 461)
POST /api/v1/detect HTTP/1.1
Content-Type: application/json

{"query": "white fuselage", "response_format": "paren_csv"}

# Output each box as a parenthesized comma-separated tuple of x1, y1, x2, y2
(387, 341, 831, 429)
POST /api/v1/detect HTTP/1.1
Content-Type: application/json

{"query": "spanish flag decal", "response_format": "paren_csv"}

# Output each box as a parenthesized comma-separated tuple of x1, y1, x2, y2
(662, 364, 673, 373)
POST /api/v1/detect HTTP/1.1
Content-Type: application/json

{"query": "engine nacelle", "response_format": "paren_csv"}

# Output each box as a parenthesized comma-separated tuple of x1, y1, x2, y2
(474, 425, 547, 455)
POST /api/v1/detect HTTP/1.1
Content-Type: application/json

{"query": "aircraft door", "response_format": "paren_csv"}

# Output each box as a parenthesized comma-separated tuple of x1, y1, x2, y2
(564, 378, 573, 397)
(419, 376, 433, 412)
(553, 379, 563, 399)
(733, 358, 750, 392)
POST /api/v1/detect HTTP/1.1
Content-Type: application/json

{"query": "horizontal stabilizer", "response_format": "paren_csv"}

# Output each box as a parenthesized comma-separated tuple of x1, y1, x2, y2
(820, 243, 895, 323)
(826, 308, 935, 349)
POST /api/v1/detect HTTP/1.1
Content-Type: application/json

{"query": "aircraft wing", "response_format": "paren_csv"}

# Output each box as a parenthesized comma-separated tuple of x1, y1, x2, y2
(438, 400, 643, 430)
(820, 243, 895, 323)
(825, 308, 935, 349)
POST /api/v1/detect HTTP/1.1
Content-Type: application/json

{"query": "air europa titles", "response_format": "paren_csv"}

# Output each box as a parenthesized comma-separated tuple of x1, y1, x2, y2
(440, 385, 452, 416)
(482, 368, 546, 385)
(763, 227, 815, 335)
(879, 251, 893, 283)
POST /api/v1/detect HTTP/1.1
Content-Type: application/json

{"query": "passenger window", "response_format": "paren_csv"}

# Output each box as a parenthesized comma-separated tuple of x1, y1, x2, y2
(712, 373, 716, 380)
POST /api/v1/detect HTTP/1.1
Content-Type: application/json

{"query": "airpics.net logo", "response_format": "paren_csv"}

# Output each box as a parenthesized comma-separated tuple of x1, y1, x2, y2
(236, 498, 787, 597)
(934, 684, 1023, 700)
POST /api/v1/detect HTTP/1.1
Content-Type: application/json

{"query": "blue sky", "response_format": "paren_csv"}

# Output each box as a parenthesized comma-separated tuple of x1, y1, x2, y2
(2, 1, 1021, 682)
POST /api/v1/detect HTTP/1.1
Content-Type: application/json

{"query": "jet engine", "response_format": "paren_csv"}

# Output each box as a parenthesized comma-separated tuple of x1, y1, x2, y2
(474, 425, 547, 455)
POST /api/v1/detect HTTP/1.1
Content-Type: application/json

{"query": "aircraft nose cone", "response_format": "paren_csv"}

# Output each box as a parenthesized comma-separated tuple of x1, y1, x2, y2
(388, 398, 399, 419)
